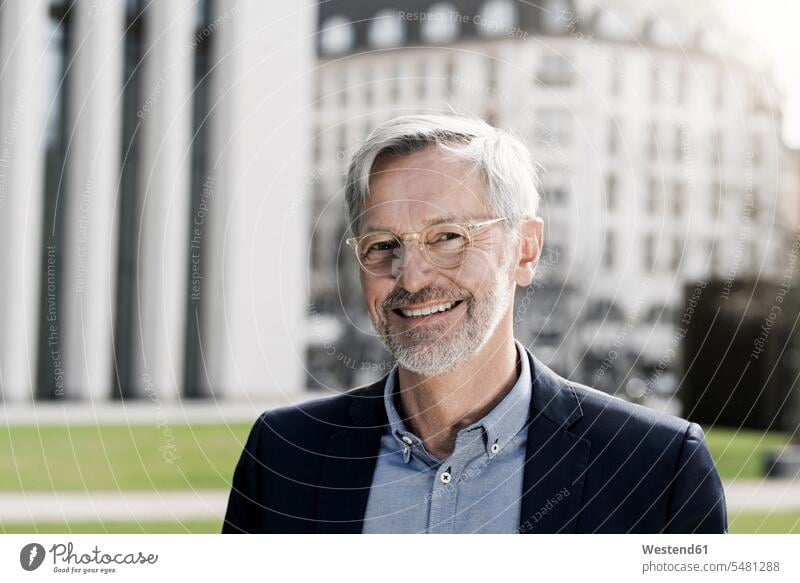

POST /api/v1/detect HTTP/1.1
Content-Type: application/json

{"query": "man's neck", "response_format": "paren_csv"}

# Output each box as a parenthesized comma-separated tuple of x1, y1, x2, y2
(395, 331, 521, 462)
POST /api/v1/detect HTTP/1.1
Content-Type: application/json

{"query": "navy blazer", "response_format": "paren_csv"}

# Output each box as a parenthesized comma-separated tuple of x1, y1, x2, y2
(222, 348, 727, 533)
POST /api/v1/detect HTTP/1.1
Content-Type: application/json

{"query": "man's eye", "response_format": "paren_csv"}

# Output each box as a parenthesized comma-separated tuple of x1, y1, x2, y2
(368, 240, 397, 252)
(431, 232, 464, 243)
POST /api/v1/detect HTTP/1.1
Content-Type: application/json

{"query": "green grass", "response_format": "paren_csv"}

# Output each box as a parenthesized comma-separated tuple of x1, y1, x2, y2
(728, 511, 800, 534)
(0, 422, 252, 491)
(702, 426, 793, 480)
(1, 520, 222, 534)
(2, 512, 798, 533)
(0, 423, 793, 491)
(2, 422, 795, 533)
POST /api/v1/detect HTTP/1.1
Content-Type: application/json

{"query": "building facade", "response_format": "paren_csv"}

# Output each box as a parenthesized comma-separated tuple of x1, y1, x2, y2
(307, 0, 795, 398)
(1, 0, 795, 407)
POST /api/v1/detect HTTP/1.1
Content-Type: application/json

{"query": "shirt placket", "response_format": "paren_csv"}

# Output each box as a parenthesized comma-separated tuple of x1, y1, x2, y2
(426, 430, 483, 533)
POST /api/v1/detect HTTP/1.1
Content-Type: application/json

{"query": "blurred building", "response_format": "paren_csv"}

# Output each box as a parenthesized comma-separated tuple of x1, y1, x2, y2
(0, 0, 313, 403)
(782, 146, 800, 227)
(2, 0, 795, 407)
(307, 0, 795, 396)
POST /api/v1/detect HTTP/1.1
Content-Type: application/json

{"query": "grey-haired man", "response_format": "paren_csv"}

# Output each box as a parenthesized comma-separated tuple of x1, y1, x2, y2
(223, 113, 726, 534)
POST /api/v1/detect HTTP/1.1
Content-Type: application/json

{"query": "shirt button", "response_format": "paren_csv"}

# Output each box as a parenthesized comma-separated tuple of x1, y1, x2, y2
(401, 435, 413, 445)
(491, 441, 500, 454)
(440, 468, 452, 484)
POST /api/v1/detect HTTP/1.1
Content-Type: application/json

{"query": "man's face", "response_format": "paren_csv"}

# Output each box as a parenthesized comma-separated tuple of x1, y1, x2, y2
(356, 144, 528, 376)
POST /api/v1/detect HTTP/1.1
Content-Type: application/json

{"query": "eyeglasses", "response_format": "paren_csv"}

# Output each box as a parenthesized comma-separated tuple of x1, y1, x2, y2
(346, 217, 508, 277)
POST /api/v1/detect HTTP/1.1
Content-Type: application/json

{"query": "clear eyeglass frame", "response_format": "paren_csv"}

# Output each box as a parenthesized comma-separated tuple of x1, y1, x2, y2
(345, 216, 508, 276)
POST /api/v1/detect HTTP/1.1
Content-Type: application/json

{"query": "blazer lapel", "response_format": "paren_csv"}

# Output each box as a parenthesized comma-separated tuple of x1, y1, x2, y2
(519, 350, 591, 533)
(315, 377, 388, 533)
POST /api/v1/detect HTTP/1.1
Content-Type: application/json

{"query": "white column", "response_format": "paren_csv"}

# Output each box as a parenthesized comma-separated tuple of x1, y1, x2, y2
(133, 0, 194, 401)
(0, 0, 48, 402)
(204, 0, 313, 399)
(61, 0, 124, 401)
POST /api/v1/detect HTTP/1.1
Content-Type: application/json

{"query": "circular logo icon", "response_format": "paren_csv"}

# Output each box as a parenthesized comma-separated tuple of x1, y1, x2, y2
(20, 543, 46, 571)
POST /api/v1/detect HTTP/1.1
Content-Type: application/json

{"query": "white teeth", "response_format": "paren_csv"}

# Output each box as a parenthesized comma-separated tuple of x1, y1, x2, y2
(400, 301, 458, 318)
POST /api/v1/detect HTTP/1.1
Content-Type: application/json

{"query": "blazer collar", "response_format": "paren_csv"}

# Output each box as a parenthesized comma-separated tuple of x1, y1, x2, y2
(315, 345, 590, 533)
(519, 350, 590, 533)
(315, 376, 388, 533)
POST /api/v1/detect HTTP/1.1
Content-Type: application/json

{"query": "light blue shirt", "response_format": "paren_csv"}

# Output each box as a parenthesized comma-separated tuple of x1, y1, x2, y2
(362, 339, 533, 533)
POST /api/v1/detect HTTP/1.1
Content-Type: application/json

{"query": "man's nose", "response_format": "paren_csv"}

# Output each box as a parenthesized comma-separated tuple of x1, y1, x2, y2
(390, 240, 436, 292)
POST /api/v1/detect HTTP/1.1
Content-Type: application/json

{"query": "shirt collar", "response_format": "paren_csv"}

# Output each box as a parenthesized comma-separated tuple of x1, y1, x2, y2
(383, 339, 533, 463)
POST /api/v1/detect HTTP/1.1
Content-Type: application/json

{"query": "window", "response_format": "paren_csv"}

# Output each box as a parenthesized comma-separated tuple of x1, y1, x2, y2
(651, 63, 661, 102)
(605, 174, 617, 212)
(710, 129, 721, 165)
(715, 66, 725, 108)
(476, 0, 517, 38)
(710, 182, 721, 219)
(697, 28, 722, 54)
(610, 58, 623, 96)
(541, 241, 564, 270)
(647, 19, 676, 48)
(671, 237, 682, 271)
(534, 109, 572, 147)
(644, 234, 656, 271)
(675, 126, 686, 160)
(751, 131, 762, 164)
(320, 15, 354, 55)
(542, 243, 564, 268)
(313, 70, 322, 106)
(707, 239, 716, 272)
(649, 123, 660, 158)
(749, 240, 759, 271)
(486, 55, 497, 93)
(608, 119, 619, 155)
(444, 58, 456, 93)
(750, 188, 760, 221)
(537, 54, 574, 86)
(672, 182, 684, 217)
(677, 64, 687, 104)
(389, 63, 401, 101)
(421, 3, 459, 43)
(586, 300, 625, 322)
(310, 195, 327, 272)
(368, 9, 405, 48)
(312, 126, 322, 163)
(337, 70, 347, 107)
(603, 231, 615, 269)
(645, 304, 678, 323)
(647, 177, 662, 215)
(416, 60, 426, 100)
(595, 9, 630, 41)
(544, 184, 568, 206)
(337, 125, 347, 156)
(361, 66, 373, 105)
(541, 0, 570, 33)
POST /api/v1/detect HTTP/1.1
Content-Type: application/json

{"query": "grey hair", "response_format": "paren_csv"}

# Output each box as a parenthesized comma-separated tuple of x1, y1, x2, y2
(344, 113, 541, 234)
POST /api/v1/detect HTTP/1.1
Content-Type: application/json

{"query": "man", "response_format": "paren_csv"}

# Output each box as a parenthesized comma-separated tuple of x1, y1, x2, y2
(222, 113, 727, 534)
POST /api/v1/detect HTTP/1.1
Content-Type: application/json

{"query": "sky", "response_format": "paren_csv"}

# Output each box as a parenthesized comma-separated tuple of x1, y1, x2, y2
(723, 0, 800, 148)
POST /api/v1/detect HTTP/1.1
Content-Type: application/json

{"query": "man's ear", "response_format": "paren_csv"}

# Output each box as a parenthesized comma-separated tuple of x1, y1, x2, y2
(513, 217, 544, 287)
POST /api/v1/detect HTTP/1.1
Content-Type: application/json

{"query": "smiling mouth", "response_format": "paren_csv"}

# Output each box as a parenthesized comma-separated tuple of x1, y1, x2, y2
(391, 300, 464, 319)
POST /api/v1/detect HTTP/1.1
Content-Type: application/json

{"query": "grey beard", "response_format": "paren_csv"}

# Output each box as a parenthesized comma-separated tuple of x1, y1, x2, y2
(372, 278, 512, 377)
